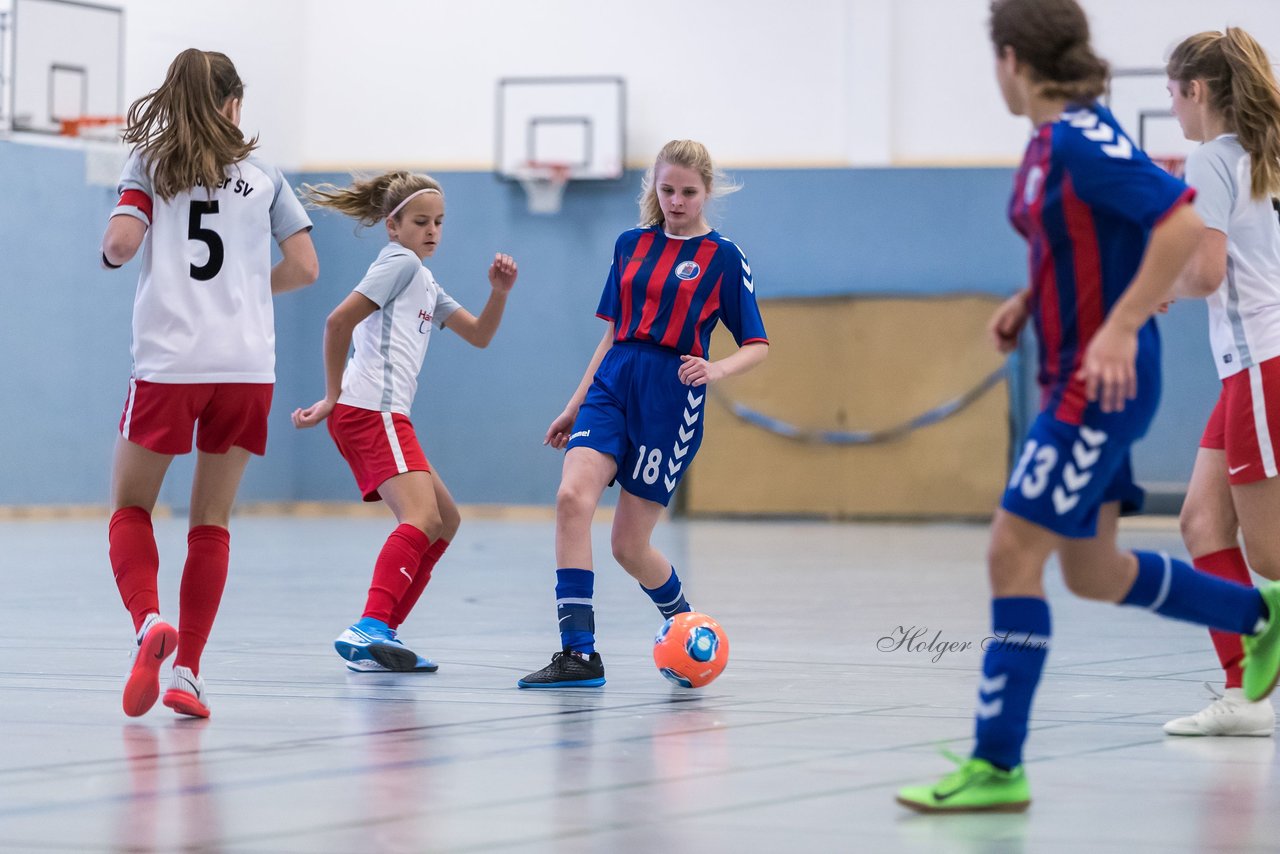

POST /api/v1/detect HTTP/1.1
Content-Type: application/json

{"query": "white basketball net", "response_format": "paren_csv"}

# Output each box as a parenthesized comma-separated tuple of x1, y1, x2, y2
(517, 165, 571, 214)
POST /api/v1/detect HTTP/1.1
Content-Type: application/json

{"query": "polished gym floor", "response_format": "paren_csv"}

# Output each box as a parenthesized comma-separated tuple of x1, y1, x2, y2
(1, 514, 1276, 853)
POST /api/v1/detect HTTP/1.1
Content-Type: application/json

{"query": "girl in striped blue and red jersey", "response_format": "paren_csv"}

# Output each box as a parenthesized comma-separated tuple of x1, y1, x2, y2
(898, 0, 1280, 813)
(518, 140, 769, 688)
(100, 49, 318, 720)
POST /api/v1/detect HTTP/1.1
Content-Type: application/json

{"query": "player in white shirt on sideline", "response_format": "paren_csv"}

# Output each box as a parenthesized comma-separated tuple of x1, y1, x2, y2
(101, 49, 318, 719)
(291, 171, 517, 672)
(1165, 28, 1280, 737)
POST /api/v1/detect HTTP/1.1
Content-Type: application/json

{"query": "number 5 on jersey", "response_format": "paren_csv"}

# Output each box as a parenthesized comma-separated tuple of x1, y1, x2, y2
(189, 200, 224, 281)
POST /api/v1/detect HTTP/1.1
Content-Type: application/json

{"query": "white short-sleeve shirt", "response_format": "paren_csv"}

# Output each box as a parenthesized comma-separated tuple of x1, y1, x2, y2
(338, 243, 461, 415)
(111, 152, 312, 383)
(1186, 135, 1280, 379)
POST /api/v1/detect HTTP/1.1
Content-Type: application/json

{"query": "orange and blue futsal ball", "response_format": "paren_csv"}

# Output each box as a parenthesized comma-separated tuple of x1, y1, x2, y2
(653, 612, 729, 687)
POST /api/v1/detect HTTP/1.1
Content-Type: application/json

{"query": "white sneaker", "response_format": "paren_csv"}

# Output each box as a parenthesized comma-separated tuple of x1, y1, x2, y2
(1164, 685, 1274, 737)
(162, 665, 211, 718)
(123, 613, 177, 717)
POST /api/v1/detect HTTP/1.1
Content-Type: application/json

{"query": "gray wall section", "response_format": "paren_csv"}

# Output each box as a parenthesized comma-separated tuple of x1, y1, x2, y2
(0, 141, 1220, 507)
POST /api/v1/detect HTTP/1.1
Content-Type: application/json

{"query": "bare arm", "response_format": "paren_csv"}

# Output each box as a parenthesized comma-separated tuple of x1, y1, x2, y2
(101, 216, 148, 268)
(442, 254, 518, 348)
(1079, 203, 1205, 412)
(291, 292, 378, 428)
(271, 230, 320, 295)
(545, 323, 616, 449)
(677, 341, 770, 386)
(1169, 228, 1228, 299)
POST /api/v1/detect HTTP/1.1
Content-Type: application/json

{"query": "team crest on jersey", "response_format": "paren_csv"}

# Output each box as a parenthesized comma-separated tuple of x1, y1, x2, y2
(674, 261, 701, 280)
(1024, 166, 1044, 205)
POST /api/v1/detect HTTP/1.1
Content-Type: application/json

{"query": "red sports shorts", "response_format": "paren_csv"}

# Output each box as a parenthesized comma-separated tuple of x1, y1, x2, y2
(120, 379, 272, 456)
(327, 403, 430, 501)
(1200, 356, 1280, 485)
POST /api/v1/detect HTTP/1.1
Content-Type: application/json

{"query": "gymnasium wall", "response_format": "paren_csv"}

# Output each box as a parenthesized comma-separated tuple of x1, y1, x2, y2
(30, 0, 1278, 170)
(0, 140, 1221, 508)
(0, 0, 1263, 509)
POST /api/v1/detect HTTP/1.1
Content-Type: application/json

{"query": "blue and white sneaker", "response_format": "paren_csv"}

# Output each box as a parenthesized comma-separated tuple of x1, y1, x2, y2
(346, 652, 440, 673)
(333, 617, 417, 672)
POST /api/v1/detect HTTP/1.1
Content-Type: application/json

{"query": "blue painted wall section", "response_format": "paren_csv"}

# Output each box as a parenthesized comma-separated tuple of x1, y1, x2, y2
(0, 141, 1218, 506)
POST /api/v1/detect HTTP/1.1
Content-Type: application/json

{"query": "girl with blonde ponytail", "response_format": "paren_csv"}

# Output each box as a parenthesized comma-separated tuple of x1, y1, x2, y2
(517, 140, 769, 690)
(292, 172, 518, 673)
(99, 49, 317, 720)
(1163, 28, 1280, 738)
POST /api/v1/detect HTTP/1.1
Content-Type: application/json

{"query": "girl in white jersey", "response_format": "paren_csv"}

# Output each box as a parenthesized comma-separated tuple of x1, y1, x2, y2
(101, 49, 318, 719)
(1165, 28, 1280, 736)
(292, 172, 517, 672)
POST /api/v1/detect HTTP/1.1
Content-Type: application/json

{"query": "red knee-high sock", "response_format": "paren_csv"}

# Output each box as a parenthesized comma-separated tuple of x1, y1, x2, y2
(389, 538, 450, 630)
(175, 526, 231, 676)
(363, 524, 432, 624)
(109, 507, 161, 632)
(1194, 547, 1253, 689)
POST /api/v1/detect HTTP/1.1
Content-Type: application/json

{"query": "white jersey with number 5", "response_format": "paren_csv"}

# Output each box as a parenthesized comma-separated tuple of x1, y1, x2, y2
(111, 152, 312, 383)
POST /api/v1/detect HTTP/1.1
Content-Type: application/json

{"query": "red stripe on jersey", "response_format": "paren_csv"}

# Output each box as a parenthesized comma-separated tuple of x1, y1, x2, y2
(118, 189, 154, 224)
(688, 276, 723, 358)
(1054, 173, 1104, 425)
(635, 239, 684, 340)
(659, 240, 721, 349)
(1156, 187, 1197, 225)
(617, 232, 656, 339)
(1025, 134, 1062, 398)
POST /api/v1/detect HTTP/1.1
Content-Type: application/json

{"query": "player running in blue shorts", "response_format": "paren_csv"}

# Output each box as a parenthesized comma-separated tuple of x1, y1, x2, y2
(518, 140, 769, 688)
(897, 0, 1280, 812)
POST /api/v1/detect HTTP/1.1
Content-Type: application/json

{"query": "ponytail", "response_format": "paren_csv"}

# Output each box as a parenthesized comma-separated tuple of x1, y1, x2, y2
(122, 49, 256, 201)
(1168, 28, 1280, 199)
(300, 171, 444, 226)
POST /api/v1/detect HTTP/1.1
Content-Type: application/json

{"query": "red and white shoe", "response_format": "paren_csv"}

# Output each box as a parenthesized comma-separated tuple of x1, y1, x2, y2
(123, 613, 177, 717)
(162, 665, 211, 718)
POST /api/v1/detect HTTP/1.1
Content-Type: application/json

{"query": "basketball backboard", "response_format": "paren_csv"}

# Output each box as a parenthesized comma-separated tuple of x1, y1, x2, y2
(495, 75, 625, 181)
(1104, 67, 1193, 161)
(10, 0, 122, 134)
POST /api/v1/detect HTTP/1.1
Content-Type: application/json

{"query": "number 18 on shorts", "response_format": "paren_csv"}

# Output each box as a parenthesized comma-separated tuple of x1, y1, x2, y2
(567, 344, 706, 507)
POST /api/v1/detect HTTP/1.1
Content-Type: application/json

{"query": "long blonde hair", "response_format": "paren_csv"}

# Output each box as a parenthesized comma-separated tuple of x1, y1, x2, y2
(1168, 28, 1280, 199)
(121, 49, 256, 201)
(299, 171, 444, 226)
(638, 140, 739, 228)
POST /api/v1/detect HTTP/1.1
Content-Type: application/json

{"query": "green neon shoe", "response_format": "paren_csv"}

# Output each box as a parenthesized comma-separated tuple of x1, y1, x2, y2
(896, 753, 1031, 813)
(1242, 583, 1280, 702)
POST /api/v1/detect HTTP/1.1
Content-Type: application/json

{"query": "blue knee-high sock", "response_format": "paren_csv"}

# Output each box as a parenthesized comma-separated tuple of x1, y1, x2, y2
(556, 568, 596, 654)
(973, 597, 1051, 771)
(1123, 551, 1267, 635)
(641, 566, 692, 619)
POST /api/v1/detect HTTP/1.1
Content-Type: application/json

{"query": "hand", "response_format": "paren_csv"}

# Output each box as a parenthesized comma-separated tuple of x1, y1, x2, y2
(1077, 321, 1138, 413)
(988, 291, 1030, 354)
(488, 253, 518, 293)
(543, 408, 578, 450)
(292, 398, 336, 429)
(679, 355, 724, 387)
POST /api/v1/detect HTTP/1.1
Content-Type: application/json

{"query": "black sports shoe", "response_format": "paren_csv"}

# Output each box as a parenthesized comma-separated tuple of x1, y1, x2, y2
(517, 648, 606, 688)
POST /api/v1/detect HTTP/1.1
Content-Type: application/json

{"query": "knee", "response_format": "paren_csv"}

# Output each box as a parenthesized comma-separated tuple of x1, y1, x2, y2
(556, 482, 596, 522)
(404, 512, 444, 543)
(986, 535, 1038, 593)
(610, 534, 645, 573)
(1179, 500, 1235, 557)
(438, 505, 461, 542)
